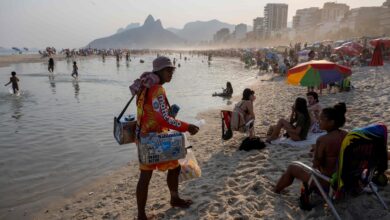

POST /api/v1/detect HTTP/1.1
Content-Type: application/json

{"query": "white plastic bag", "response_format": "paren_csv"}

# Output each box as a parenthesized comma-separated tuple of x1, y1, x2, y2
(179, 147, 201, 182)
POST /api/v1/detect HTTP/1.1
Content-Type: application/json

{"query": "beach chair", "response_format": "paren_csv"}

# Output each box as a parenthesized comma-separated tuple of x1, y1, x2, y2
(221, 110, 254, 141)
(292, 123, 388, 220)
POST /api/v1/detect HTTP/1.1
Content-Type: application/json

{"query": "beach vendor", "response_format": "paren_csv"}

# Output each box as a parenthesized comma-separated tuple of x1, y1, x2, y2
(132, 56, 199, 220)
(273, 103, 347, 193)
(266, 97, 311, 142)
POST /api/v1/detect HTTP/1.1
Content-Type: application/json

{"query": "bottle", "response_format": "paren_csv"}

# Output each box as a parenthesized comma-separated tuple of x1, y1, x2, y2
(169, 104, 180, 118)
(193, 119, 206, 128)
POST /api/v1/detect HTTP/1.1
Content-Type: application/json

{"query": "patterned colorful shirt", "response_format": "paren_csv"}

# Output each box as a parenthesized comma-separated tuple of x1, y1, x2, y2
(136, 84, 189, 136)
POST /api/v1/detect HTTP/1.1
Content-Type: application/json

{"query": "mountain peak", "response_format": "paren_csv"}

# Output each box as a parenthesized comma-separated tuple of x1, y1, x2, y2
(144, 15, 155, 26)
(155, 19, 163, 29)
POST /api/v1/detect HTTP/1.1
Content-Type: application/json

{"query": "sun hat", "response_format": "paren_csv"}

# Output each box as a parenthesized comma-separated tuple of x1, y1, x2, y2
(153, 56, 175, 72)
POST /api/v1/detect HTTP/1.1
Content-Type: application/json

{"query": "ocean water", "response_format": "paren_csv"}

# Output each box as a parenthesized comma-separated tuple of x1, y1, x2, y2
(0, 54, 257, 218)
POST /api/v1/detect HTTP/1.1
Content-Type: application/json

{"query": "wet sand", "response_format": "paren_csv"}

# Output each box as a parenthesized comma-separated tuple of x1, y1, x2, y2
(0, 54, 66, 67)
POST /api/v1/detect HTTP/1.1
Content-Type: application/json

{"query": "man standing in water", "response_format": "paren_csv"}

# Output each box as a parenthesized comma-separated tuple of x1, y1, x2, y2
(48, 57, 55, 72)
(71, 61, 78, 79)
(4, 71, 20, 94)
(135, 56, 199, 220)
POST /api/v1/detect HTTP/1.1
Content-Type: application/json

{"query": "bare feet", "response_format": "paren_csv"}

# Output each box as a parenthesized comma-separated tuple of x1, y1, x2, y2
(170, 198, 193, 208)
(137, 214, 155, 220)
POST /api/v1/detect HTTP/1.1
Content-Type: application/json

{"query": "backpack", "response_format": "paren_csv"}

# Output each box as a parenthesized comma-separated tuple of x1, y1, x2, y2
(239, 137, 266, 151)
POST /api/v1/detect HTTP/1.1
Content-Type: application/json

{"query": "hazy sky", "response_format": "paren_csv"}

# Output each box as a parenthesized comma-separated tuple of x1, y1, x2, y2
(0, 0, 385, 48)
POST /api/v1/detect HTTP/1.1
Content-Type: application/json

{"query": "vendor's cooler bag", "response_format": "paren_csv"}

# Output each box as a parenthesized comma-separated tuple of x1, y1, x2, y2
(138, 131, 187, 165)
(113, 95, 136, 145)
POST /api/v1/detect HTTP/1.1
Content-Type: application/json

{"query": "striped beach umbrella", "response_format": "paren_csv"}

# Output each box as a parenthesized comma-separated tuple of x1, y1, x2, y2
(287, 60, 352, 87)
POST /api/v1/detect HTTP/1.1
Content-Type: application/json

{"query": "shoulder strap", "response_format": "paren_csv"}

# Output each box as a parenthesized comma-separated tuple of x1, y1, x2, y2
(137, 88, 149, 138)
(116, 94, 136, 122)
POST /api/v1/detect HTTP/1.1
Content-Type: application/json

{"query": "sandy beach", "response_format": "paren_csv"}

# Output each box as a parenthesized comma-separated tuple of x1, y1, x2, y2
(32, 64, 390, 220)
(0, 54, 66, 67)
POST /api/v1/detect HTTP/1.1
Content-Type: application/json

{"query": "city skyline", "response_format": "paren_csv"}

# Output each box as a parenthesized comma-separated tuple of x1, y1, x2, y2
(0, 0, 386, 48)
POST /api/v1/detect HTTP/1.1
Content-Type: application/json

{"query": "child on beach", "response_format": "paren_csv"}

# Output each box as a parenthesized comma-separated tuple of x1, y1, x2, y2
(273, 103, 347, 193)
(4, 71, 20, 94)
(71, 61, 78, 78)
(48, 57, 54, 72)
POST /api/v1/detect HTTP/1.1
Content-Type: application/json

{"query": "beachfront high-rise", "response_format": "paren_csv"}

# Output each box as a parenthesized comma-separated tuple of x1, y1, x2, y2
(320, 2, 349, 23)
(264, 3, 288, 38)
(253, 17, 265, 39)
(292, 7, 320, 31)
(233, 23, 248, 40)
(381, 0, 390, 35)
(342, 7, 383, 36)
(213, 28, 230, 42)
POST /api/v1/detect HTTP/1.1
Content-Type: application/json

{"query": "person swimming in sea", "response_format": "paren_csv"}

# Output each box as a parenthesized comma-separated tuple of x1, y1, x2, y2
(4, 71, 20, 94)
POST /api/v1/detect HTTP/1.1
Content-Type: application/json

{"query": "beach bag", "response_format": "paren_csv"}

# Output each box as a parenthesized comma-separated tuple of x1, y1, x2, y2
(138, 131, 187, 165)
(179, 146, 201, 182)
(113, 94, 137, 145)
(239, 137, 266, 151)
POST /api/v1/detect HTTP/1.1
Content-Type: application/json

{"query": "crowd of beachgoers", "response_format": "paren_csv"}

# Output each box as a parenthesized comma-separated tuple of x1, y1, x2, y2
(37, 36, 389, 74)
(3, 36, 390, 220)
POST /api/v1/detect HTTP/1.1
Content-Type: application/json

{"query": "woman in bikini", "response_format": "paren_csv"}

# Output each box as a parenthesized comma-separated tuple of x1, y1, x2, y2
(233, 88, 256, 138)
(266, 97, 311, 142)
(274, 103, 347, 193)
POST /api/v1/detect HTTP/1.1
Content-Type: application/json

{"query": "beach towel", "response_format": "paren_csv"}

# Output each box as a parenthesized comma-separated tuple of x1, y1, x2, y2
(129, 72, 160, 95)
(336, 123, 388, 192)
(270, 131, 326, 147)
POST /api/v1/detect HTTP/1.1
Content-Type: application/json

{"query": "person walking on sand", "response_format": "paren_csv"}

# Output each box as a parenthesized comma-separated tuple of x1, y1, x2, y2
(4, 71, 20, 94)
(71, 61, 78, 79)
(307, 51, 315, 92)
(48, 57, 55, 73)
(133, 56, 199, 220)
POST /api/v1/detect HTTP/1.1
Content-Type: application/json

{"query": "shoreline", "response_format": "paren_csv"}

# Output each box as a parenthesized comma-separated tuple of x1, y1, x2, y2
(29, 65, 390, 219)
(0, 54, 67, 68)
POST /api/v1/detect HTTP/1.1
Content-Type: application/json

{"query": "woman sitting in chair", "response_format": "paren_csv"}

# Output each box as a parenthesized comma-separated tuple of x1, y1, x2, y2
(232, 88, 256, 138)
(266, 97, 311, 142)
(273, 103, 347, 193)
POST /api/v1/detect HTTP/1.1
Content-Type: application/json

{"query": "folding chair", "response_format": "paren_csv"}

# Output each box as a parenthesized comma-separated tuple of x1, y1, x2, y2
(221, 110, 254, 141)
(221, 110, 233, 140)
(292, 123, 389, 220)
